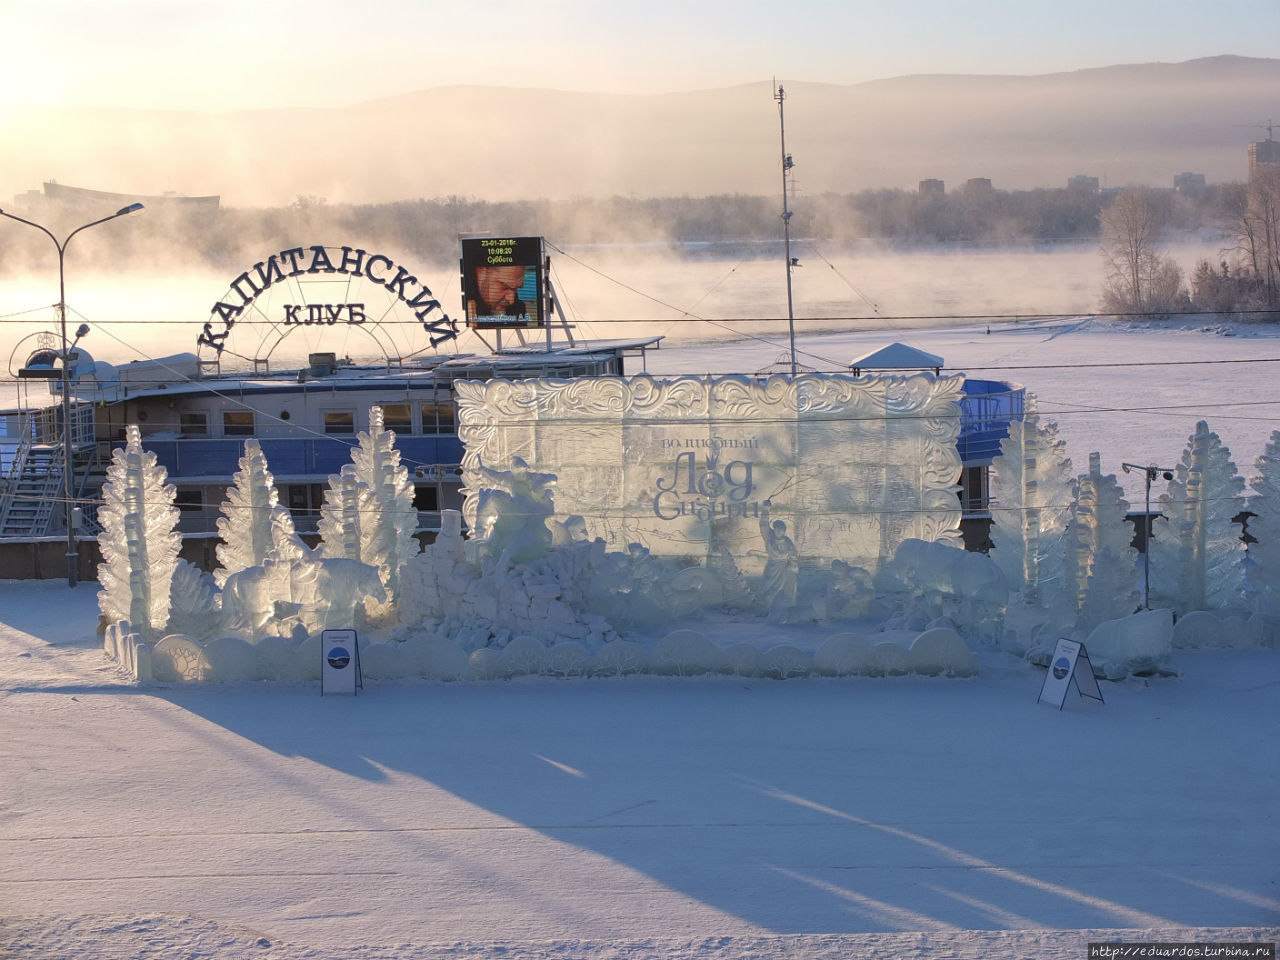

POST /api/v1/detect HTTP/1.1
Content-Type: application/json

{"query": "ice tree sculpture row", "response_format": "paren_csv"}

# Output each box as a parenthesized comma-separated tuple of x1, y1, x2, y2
(991, 400, 1278, 634)
(99, 409, 408, 644)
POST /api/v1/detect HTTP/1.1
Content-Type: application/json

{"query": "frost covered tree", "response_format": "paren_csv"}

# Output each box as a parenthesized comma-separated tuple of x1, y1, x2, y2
(988, 395, 1074, 604)
(214, 438, 279, 587)
(335, 406, 418, 608)
(97, 425, 182, 640)
(1061, 452, 1138, 630)
(1151, 420, 1247, 613)
(1247, 430, 1280, 614)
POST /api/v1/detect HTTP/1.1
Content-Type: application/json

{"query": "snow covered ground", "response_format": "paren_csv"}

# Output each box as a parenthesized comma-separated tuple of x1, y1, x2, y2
(3, 318, 1280, 959)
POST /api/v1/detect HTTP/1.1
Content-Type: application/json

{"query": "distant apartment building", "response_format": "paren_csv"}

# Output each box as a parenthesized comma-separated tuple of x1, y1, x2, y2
(963, 177, 993, 194)
(1249, 139, 1280, 181)
(1067, 175, 1100, 193)
(918, 179, 945, 197)
(1173, 172, 1206, 192)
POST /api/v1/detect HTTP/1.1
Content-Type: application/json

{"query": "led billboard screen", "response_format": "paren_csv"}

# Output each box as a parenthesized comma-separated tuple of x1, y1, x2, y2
(461, 237, 545, 329)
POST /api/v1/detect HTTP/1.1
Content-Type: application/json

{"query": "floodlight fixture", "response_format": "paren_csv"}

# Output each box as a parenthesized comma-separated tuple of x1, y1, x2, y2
(1122, 462, 1177, 610)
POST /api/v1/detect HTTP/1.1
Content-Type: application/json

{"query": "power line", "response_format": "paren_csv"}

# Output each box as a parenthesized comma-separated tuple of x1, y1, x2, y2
(1, 308, 1276, 325)
(28, 487, 1258, 523)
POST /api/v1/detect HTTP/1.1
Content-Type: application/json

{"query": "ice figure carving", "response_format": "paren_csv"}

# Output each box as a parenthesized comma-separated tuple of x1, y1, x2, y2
(989, 395, 1073, 602)
(213, 438, 278, 587)
(824, 560, 877, 619)
(1061, 452, 1137, 631)
(473, 455, 557, 564)
(1151, 420, 1247, 613)
(344, 406, 418, 610)
(97, 425, 182, 641)
(1247, 430, 1280, 614)
(757, 500, 799, 620)
(221, 505, 385, 640)
(220, 557, 290, 641)
(877, 539, 1007, 637)
(455, 373, 963, 576)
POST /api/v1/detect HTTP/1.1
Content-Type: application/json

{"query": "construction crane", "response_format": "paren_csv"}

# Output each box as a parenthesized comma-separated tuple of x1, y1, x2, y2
(1235, 119, 1276, 141)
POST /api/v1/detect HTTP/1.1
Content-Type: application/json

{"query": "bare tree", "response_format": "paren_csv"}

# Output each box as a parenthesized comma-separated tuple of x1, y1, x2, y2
(1099, 187, 1186, 317)
(1194, 173, 1280, 317)
(1239, 169, 1280, 309)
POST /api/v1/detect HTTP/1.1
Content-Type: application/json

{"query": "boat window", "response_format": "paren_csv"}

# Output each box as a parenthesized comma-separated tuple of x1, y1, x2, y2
(179, 412, 208, 437)
(421, 401, 456, 435)
(413, 484, 439, 512)
(382, 403, 412, 433)
(324, 411, 355, 435)
(223, 411, 255, 436)
(173, 489, 204, 513)
(958, 465, 990, 513)
(283, 483, 325, 532)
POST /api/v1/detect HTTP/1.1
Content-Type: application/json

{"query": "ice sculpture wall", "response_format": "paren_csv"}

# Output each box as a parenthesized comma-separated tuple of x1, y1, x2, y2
(455, 373, 965, 574)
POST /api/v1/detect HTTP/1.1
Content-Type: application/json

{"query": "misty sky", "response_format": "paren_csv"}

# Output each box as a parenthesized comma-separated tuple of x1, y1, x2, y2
(2, 0, 1277, 110)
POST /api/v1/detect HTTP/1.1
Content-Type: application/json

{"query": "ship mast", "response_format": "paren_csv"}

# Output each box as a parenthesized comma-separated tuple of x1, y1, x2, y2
(775, 83, 798, 377)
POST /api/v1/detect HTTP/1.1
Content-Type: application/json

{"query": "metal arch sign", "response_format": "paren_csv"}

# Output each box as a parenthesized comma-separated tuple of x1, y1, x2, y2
(198, 244, 460, 358)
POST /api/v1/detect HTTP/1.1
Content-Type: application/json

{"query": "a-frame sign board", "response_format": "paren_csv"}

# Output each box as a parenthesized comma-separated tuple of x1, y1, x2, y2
(1037, 638, 1104, 710)
(321, 629, 363, 696)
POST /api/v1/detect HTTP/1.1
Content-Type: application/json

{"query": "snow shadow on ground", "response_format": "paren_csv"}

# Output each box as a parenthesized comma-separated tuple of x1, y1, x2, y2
(153, 655, 1280, 936)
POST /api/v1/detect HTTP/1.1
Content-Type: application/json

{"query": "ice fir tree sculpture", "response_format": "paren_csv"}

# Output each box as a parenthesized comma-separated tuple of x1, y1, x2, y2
(1247, 430, 1280, 614)
(342, 406, 418, 607)
(1060, 452, 1138, 631)
(318, 464, 365, 562)
(1151, 420, 1247, 614)
(988, 395, 1074, 603)
(213, 438, 279, 587)
(97, 425, 182, 641)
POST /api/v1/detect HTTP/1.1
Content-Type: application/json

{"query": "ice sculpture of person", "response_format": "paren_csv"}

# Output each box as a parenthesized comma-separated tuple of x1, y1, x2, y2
(474, 455, 557, 563)
(758, 500, 799, 612)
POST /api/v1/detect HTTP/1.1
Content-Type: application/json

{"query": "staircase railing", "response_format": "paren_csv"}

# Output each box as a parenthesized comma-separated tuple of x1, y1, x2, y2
(0, 418, 38, 533)
(0, 402, 98, 538)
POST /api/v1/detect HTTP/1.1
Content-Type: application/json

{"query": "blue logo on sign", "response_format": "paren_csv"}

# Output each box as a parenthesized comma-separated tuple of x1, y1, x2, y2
(327, 646, 351, 670)
(1052, 657, 1071, 680)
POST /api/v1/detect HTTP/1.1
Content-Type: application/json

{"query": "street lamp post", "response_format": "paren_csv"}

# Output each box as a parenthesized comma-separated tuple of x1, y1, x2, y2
(1122, 462, 1175, 610)
(0, 202, 144, 586)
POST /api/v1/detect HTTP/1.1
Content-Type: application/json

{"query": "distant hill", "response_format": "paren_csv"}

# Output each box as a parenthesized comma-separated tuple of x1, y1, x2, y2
(4, 56, 1277, 207)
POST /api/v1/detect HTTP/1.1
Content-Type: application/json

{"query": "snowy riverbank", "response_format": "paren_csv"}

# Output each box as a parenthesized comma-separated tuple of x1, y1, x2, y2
(2, 580, 1276, 959)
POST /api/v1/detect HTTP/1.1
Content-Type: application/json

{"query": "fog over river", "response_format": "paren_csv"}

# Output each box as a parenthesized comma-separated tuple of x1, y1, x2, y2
(0, 239, 1229, 376)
